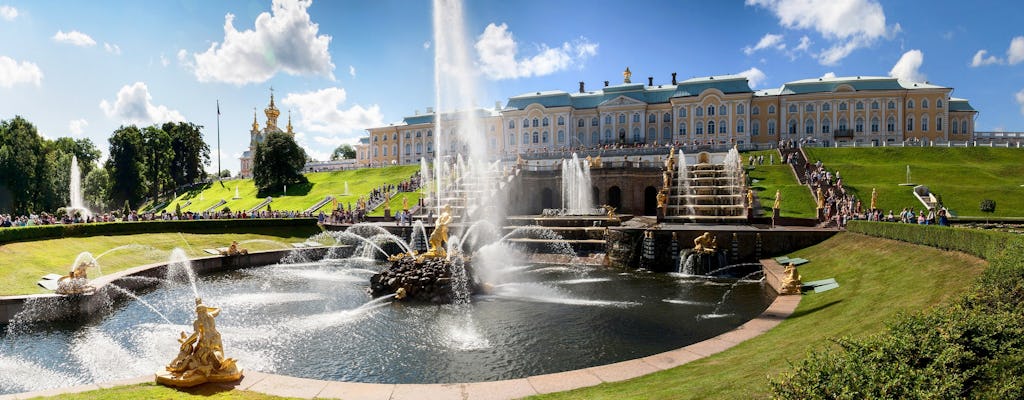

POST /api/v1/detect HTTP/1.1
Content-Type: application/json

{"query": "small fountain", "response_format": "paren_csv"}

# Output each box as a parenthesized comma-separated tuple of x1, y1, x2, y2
(233, 185, 240, 200)
(155, 297, 242, 387)
(53, 252, 99, 295)
(678, 232, 727, 275)
(343, 181, 350, 196)
(666, 149, 748, 222)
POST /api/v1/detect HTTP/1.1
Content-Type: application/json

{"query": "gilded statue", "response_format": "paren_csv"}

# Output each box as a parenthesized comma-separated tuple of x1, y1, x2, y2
(665, 150, 676, 171)
(747, 189, 754, 207)
(602, 204, 619, 223)
(516, 153, 524, 167)
(663, 171, 671, 189)
(870, 187, 878, 210)
(591, 155, 602, 169)
(156, 298, 242, 387)
(693, 232, 717, 254)
(220, 241, 248, 256)
(773, 189, 781, 210)
(402, 196, 409, 211)
(656, 189, 668, 209)
(418, 204, 452, 261)
(56, 258, 97, 295)
(779, 263, 802, 295)
(816, 187, 825, 209)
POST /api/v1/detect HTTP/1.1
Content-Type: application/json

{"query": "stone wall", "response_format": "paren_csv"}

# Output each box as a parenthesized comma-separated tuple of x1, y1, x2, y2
(509, 167, 663, 216)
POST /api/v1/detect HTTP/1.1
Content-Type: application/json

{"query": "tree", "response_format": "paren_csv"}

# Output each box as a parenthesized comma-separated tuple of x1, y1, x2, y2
(331, 144, 356, 160)
(52, 137, 101, 178)
(253, 131, 308, 196)
(980, 199, 996, 222)
(0, 116, 47, 214)
(142, 125, 173, 205)
(106, 125, 146, 209)
(83, 168, 110, 211)
(163, 122, 209, 187)
(218, 169, 232, 178)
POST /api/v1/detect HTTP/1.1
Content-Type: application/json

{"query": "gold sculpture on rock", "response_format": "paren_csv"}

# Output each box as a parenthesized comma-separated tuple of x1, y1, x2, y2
(156, 298, 242, 388)
(779, 263, 803, 295)
(219, 241, 248, 256)
(602, 204, 620, 223)
(591, 155, 602, 169)
(693, 232, 717, 254)
(418, 204, 453, 261)
(55, 257, 97, 295)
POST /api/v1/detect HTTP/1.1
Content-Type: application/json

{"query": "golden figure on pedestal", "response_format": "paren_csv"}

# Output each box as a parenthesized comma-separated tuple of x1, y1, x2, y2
(779, 263, 803, 295)
(418, 204, 453, 261)
(693, 232, 717, 254)
(156, 298, 242, 387)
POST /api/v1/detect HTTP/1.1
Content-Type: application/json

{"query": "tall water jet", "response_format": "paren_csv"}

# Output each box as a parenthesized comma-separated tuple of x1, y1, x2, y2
(561, 153, 594, 214)
(67, 156, 91, 219)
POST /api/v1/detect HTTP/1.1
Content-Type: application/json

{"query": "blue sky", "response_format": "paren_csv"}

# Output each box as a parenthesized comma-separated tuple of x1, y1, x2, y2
(0, 0, 1022, 174)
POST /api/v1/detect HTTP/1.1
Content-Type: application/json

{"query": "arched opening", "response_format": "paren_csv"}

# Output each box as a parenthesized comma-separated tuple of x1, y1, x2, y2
(643, 186, 658, 216)
(541, 187, 554, 210)
(608, 186, 622, 210)
(592, 186, 600, 205)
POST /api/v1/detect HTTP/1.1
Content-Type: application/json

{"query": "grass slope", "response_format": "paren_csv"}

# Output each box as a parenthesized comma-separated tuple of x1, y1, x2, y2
(530, 232, 986, 400)
(744, 150, 817, 218)
(162, 165, 419, 213)
(803, 147, 1024, 217)
(25, 383, 301, 400)
(0, 227, 319, 296)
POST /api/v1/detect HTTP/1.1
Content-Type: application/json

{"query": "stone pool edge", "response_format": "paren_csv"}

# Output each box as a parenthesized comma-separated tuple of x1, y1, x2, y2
(1, 286, 801, 400)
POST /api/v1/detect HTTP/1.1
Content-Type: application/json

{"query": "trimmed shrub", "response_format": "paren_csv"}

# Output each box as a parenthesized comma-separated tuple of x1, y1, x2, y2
(0, 218, 319, 245)
(846, 221, 1016, 260)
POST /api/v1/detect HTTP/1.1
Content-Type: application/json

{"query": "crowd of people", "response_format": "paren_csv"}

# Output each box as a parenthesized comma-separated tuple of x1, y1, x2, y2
(0, 208, 319, 229)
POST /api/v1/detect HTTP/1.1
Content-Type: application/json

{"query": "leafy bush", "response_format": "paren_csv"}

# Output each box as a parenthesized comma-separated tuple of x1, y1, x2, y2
(846, 220, 1016, 260)
(771, 227, 1024, 399)
(980, 199, 996, 214)
(0, 218, 318, 245)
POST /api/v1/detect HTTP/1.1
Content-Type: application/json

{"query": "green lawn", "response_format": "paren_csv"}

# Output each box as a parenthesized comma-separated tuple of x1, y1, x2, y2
(803, 147, 1024, 217)
(161, 165, 419, 214)
(0, 227, 319, 296)
(744, 150, 817, 218)
(530, 232, 986, 399)
(25, 383, 300, 400)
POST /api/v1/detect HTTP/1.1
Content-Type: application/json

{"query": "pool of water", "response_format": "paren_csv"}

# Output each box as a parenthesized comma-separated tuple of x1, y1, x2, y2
(0, 258, 773, 394)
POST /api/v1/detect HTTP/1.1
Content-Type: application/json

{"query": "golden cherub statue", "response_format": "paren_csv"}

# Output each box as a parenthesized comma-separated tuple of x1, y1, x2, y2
(779, 263, 803, 295)
(156, 298, 242, 387)
(693, 232, 717, 254)
(220, 241, 248, 256)
(56, 258, 97, 295)
(418, 204, 453, 261)
(773, 189, 781, 210)
(602, 204, 619, 223)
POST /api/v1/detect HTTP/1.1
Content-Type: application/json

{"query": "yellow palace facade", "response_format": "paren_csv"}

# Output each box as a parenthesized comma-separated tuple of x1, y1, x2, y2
(358, 69, 978, 166)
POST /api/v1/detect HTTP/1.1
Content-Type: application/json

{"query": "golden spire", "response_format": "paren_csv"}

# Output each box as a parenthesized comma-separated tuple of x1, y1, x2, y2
(623, 67, 632, 84)
(251, 108, 259, 132)
(286, 110, 294, 135)
(264, 87, 280, 129)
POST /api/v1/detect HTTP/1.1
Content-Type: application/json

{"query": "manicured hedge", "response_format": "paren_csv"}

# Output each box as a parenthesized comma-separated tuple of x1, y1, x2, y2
(0, 218, 319, 245)
(846, 220, 1017, 260)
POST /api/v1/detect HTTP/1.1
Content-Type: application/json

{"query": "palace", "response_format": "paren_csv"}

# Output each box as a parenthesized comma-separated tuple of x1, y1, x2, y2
(239, 90, 295, 178)
(356, 68, 978, 166)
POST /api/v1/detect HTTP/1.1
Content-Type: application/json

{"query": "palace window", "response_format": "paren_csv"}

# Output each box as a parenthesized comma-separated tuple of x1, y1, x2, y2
(907, 117, 914, 131)
(719, 120, 727, 134)
(708, 106, 716, 116)
(417, 142, 423, 153)
(695, 107, 704, 117)
(752, 105, 760, 115)
(648, 114, 656, 123)
(633, 113, 641, 123)
(805, 119, 814, 134)
(922, 99, 929, 109)
(737, 104, 745, 115)
(872, 101, 879, 110)
(591, 131, 600, 144)
(557, 116, 564, 126)
(737, 119, 745, 134)
(416, 130, 422, 137)
(838, 118, 848, 131)
(823, 103, 831, 112)
(822, 118, 831, 134)
(888, 101, 895, 109)
(806, 104, 814, 112)
(557, 130, 565, 144)
(533, 132, 539, 143)
(768, 105, 776, 114)
(393, 133, 398, 140)
(427, 130, 432, 136)
(532, 118, 539, 127)
(708, 121, 715, 135)
(592, 117, 599, 126)
(768, 120, 776, 135)
(604, 115, 612, 125)
(577, 132, 584, 145)
(752, 120, 760, 136)
(508, 120, 515, 129)
(662, 126, 671, 141)
(427, 143, 433, 152)
(664, 112, 672, 122)
(373, 146, 378, 157)
(719, 105, 727, 116)
(907, 100, 915, 109)
(937, 117, 942, 131)
(871, 117, 879, 133)
(887, 117, 895, 132)
(522, 132, 529, 144)
(696, 125, 703, 135)
(633, 128, 641, 142)
(508, 134, 515, 145)
(578, 118, 585, 127)
(679, 107, 687, 118)
(788, 104, 797, 113)
(937, 99, 943, 108)
(952, 119, 959, 134)
(405, 144, 411, 154)
(680, 122, 688, 135)
(839, 102, 848, 111)
(619, 114, 626, 124)
(382, 147, 388, 157)
(604, 129, 612, 142)
(788, 119, 797, 134)
(542, 131, 549, 143)
(961, 120, 968, 134)
(405, 132, 410, 139)
(856, 118, 864, 133)
(542, 117, 549, 127)
(856, 101, 864, 110)
(921, 116, 928, 131)
(648, 127, 656, 141)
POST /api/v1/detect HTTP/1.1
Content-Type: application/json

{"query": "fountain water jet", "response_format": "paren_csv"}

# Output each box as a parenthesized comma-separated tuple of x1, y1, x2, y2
(66, 155, 92, 219)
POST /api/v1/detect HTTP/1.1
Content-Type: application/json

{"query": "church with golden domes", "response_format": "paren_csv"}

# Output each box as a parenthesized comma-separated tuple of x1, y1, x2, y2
(239, 89, 294, 178)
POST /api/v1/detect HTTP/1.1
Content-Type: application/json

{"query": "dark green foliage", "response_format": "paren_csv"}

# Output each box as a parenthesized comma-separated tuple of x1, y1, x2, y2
(331, 144, 356, 160)
(846, 220, 1016, 260)
(772, 225, 1024, 399)
(252, 131, 308, 196)
(106, 126, 147, 209)
(0, 218, 318, 245)
(162, 122, 209, 187)
(980, 199, 996, 213)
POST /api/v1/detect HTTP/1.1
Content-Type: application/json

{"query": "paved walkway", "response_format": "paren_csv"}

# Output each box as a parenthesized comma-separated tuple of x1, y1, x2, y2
(1, 294, 801, 400)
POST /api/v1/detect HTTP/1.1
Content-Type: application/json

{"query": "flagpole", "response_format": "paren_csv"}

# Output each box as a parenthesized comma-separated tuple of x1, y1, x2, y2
(217, 99, 221, 181)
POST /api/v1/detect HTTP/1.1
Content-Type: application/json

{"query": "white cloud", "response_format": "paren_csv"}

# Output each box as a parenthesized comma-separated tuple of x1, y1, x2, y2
(1008, 36, 1024, 65)
(99, 82, 185, 125)
(281, 87, 384, 136)
(68, 119, 88, 136)
(423, 41, 431, 50)
(970, 49, 1001, 67)
(889, 49, 926, 83)
(738, 67, 767, 88)
(821, 72, 836, 79)
(474, 22, 598, 80)
(743, 33, 785, 55)
(348, 65, 355, 78)
(103, 42, 121, 55)
(746, 0, 897, 65)
(794, 35, 812, 52)
(0, 5, 18, 21)
(0, 56, 43, 87)
(52, 30, 96, 47)
(1016, 89, 1024, 116)
(186, 0, 334, 85)
(160, 54, 170, 67)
